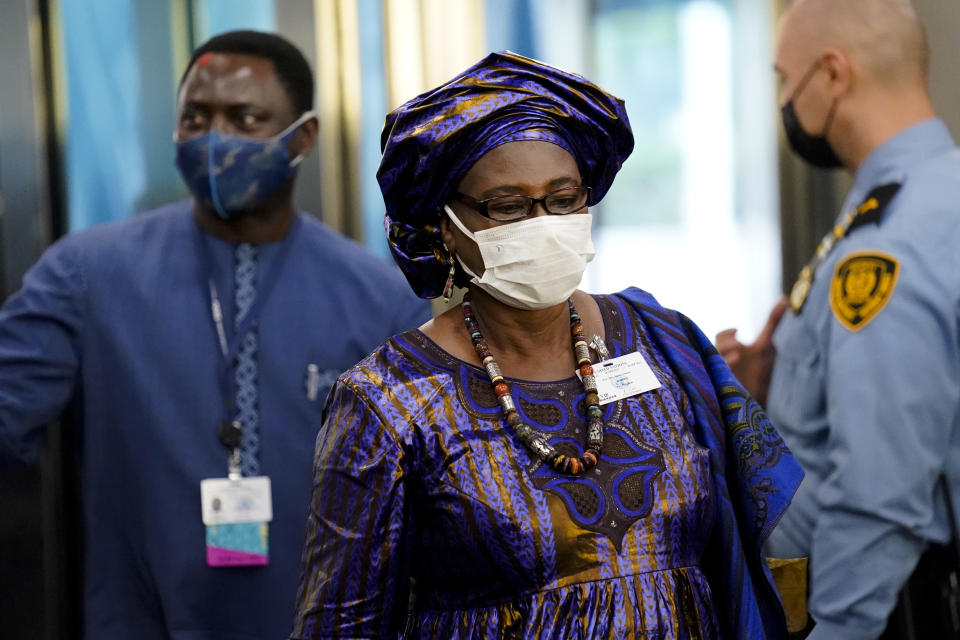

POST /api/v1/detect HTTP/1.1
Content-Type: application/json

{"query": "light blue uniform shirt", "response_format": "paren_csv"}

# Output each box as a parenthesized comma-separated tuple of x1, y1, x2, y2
(767, 119, 960, 639)
(0, 200, 431, 639)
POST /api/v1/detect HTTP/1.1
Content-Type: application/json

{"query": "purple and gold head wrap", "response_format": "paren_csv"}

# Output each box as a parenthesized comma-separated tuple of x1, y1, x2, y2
(378, 51, 634, 299)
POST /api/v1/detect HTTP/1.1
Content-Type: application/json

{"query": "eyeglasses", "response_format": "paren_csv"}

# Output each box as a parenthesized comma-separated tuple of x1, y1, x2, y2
(454, 185, 592, 222)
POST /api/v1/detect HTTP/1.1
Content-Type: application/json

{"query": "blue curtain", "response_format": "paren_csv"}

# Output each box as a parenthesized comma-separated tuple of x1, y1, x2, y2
(61, 0, 148, 231)
(357, 0, 390, 258)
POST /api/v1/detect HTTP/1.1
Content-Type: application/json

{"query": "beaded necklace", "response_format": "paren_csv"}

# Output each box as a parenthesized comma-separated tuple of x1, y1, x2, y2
(461, 296, 603, 475)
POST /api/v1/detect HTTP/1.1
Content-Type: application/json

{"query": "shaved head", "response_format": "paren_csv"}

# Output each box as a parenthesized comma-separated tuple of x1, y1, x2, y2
(781, 0, 929, 85)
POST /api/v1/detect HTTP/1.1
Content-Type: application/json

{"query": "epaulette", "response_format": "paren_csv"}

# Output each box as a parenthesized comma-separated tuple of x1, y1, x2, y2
(845, 182, 902, 235)
(788, 181, 902, 313)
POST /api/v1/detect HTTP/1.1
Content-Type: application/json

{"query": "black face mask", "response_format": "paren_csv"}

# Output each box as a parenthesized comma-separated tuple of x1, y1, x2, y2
(780, 63, 843, 169)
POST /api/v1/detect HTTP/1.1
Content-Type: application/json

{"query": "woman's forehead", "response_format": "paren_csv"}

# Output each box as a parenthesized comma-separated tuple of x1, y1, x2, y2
(458, 141, 581, 193)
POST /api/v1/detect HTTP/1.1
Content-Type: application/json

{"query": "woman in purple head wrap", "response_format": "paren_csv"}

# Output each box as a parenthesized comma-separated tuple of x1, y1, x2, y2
(292, 52, 801, 640)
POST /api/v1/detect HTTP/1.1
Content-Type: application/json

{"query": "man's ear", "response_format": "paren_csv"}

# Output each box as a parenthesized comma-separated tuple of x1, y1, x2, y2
(820, 47, 853, 98)
(291, 116, 319, 158)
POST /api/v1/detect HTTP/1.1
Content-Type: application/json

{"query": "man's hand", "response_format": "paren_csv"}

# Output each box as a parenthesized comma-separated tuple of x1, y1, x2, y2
(715, 298, 788, 405)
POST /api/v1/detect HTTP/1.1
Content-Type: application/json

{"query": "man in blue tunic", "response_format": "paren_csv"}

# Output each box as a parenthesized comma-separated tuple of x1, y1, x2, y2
(716, 0, 960, 637)
(0, 31, 429, 639)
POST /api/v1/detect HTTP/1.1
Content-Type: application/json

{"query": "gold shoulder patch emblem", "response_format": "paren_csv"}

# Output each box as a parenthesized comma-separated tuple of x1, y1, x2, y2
(830, 251, 900, 331)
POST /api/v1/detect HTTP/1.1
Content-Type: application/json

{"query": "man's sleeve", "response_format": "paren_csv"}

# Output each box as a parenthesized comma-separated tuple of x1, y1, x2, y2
(0, 240, 84, 464)
(807, 240, 960, 639)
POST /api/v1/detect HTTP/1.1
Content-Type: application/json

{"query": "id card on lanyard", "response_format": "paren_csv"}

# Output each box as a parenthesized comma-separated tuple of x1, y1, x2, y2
(195, 222, 296, 567)
(577, 336, 662, 405)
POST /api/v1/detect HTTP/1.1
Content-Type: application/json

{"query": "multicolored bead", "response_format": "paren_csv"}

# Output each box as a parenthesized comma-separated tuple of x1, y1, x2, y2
(582, 450, 598, 469)
(575, 343, 591, 365)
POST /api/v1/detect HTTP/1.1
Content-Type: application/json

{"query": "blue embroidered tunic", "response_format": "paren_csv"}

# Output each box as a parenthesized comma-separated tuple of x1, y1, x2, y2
(292, 289, 802, 639)
(0, 200, 431, 639)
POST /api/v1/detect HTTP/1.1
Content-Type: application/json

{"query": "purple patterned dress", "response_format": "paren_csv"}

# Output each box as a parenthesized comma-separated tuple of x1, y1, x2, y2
(292, 293, 727, 639)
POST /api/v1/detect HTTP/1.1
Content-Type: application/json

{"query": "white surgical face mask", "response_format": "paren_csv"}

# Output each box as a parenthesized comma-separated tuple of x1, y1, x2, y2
(444, 204, 595, 310)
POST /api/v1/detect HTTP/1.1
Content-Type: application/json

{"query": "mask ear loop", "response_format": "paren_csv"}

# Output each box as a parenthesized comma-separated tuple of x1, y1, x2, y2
(283, 110, 318, 168)
(442, 205, 483, 283)
(443, 204, 476, 241)
(820, 97, 839, 139)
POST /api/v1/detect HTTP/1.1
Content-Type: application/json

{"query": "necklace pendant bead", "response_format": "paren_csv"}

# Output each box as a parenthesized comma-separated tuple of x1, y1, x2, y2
(498, 393, 517, 413)
(530, 436, 555, 460)
(588, 420, 604, 445)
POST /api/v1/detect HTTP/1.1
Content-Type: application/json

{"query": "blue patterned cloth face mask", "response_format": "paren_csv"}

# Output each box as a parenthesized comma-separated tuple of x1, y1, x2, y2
(175, 110, 317, 220)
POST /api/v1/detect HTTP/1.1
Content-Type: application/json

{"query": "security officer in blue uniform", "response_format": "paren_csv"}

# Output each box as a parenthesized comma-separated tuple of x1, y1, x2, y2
(716, 1, 960, 638)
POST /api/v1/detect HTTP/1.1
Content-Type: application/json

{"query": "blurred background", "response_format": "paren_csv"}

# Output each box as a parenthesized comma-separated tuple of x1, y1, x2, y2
(0, 0, 958, 637)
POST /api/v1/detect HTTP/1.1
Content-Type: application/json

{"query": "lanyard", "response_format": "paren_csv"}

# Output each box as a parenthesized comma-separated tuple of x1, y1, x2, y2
(195, 218, 300, 458)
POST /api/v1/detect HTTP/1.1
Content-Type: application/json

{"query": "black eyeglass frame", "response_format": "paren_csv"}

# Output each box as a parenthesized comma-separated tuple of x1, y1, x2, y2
(452, 185, 593, 222)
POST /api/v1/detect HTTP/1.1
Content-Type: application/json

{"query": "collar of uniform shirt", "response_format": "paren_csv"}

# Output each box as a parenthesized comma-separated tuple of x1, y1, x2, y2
(852, 118, 954, 197)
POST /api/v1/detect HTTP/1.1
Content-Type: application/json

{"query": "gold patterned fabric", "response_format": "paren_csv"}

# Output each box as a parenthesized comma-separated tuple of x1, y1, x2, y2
(292, 294, 722, 639)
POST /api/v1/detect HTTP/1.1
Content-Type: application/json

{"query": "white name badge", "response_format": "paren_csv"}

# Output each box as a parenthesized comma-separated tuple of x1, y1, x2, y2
(200, 476, 273, 525)
(582, 351, 662, 405)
